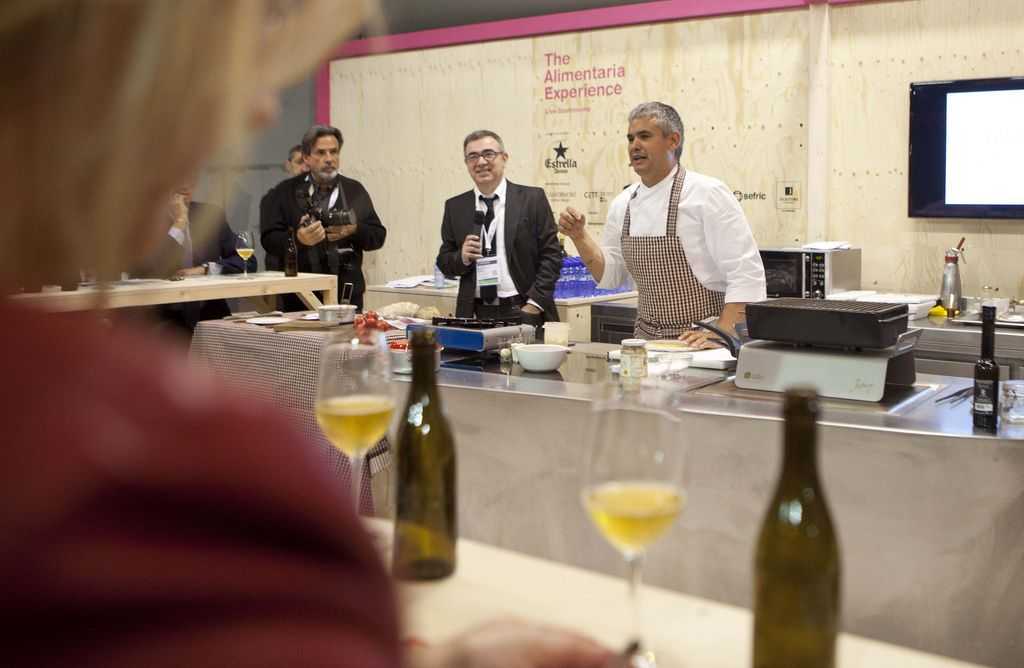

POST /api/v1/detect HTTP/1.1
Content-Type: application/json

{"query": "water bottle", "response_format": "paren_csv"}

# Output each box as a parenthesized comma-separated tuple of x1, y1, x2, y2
(581, 267, 597, 298)
(554, 257, 569, 299)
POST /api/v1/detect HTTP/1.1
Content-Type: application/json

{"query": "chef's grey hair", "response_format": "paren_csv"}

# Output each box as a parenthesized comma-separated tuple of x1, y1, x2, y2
(628, 102, 684, 160)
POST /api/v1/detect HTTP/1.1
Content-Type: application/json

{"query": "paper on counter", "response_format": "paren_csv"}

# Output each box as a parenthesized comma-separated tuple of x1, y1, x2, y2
(385, 275, 434, 288)
(826, 290, 877, 301)
(801, 241, 851, 250)
(858, 293, 937, 304)
(384, 275, 458, 289)
(688, 348, 737, 369)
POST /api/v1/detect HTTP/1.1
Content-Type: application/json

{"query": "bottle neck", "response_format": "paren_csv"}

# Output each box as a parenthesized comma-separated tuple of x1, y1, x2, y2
(410, 345, 440, 396)
(778, 416, 821, 492)
(981, 316, 995, 360)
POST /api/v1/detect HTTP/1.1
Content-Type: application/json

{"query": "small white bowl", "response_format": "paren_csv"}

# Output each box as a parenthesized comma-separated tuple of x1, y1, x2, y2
(389, 342, 442, 374)
(318, 304, 356, 325)
(516, 344, 569, 372)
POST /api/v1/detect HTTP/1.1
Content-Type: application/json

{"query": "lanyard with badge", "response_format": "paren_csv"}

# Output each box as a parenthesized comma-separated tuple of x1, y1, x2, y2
(475, 207, 499, 289)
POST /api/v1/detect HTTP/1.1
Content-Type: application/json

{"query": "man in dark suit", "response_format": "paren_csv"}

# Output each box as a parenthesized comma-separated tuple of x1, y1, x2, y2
(436, 130, 561, 329)
(140, 182, 256, 334)
(260, 125, 386, 311)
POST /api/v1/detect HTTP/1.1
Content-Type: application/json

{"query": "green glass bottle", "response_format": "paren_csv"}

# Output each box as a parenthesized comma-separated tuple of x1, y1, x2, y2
(753, 388, 840, 668)
(392, 328, 457, 580)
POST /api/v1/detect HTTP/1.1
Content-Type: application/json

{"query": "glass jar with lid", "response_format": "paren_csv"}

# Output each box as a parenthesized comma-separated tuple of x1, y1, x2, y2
(620, 338, 648, 389)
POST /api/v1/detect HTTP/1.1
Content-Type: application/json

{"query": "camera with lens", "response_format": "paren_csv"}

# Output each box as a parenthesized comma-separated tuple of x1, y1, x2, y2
(320, 208, 356, 227)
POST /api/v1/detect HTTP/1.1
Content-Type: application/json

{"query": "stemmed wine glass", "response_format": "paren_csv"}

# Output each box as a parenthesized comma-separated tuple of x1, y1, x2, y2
(315, 331, 394, 512)
(235, 231, 254, 279)
(581, 383, 687, 667)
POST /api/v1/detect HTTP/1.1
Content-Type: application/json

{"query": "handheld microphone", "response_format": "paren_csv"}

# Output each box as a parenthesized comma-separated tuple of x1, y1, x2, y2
(473, 210, 487, 255)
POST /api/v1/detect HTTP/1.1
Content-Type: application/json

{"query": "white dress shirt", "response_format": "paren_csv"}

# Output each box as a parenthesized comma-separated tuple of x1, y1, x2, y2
(597, 166, 766, 304)
(167, 225, 220, 274)
(473, 178, 520, 299)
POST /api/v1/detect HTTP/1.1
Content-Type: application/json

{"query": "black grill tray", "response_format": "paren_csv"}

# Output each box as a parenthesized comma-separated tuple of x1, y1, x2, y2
(745, 299, 909, 349)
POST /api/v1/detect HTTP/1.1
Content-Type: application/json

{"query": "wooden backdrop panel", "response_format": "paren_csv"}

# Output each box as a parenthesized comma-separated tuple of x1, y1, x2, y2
(331, 39, 536, 285)
(331, 9, 808, 288)
(830, 0, 1024, 299)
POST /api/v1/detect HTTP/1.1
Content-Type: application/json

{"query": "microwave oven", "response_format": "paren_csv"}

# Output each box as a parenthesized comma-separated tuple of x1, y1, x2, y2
(758, 248, 862, 299)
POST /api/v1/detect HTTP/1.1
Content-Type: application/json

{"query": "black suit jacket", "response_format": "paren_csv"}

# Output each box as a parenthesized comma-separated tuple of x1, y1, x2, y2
(141, 202, 256, 329)
(436, 181, 561, 321)
(260, 173, 386, 308)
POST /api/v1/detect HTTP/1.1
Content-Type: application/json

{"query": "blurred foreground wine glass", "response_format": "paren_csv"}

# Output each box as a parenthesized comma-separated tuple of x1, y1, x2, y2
(315, 332, 393, 512)
(581, 383, 686, 667)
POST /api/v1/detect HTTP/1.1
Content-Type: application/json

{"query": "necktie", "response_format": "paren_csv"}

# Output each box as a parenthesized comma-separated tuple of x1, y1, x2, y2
(479, 194, 498, 302)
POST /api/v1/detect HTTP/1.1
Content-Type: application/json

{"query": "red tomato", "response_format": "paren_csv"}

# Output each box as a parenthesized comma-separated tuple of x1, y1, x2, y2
(376, 321, 390, 331)
(389, 341, 408, 350)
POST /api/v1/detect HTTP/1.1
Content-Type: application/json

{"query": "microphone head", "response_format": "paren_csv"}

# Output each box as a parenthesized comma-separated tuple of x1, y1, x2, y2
(473, 210, 486, 227)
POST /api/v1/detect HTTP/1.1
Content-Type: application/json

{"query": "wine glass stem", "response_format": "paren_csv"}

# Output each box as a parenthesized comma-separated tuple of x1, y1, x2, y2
(350, 453, 364, 515)
(627, 551, 645, 644)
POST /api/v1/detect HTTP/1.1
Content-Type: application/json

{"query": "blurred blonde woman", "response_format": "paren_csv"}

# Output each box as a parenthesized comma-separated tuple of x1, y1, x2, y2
(0, 2, 611, 667)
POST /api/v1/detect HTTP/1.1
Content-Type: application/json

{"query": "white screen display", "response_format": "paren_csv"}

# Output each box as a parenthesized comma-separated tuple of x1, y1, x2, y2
(945, 89, 1024, 205)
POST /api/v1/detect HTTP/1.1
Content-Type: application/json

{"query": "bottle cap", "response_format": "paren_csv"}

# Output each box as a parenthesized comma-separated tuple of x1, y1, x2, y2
(783, 387, 819, 416)
(408, 328, 438, 349)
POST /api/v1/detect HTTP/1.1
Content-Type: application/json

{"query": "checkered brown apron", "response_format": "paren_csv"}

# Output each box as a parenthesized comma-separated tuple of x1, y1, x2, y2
(622, 167, 725, 339)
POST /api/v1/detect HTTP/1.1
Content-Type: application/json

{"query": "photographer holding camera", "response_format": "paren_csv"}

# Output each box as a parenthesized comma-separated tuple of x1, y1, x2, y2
(260, 125, 386, 311)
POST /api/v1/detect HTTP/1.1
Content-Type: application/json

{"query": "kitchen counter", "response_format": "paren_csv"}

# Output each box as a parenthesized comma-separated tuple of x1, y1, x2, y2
(914, 315, 1024, 378)
(425, 343, 1022, 440)
(189, 314, 1021, 665)
(389, 345, 1024, 668)
(364, 283, 637, 342)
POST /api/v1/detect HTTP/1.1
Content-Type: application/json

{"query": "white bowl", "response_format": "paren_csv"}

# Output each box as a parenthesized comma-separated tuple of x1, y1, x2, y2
(389, 342, 442, 374)
(516, 344, 569, 372)
(318, 304, 356, 325)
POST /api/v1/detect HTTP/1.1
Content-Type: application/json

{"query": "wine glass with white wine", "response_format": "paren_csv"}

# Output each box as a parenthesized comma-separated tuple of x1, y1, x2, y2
(315, 332, 394, 513)
(235, 230, 254, 279)
(581, 383, 687, 667)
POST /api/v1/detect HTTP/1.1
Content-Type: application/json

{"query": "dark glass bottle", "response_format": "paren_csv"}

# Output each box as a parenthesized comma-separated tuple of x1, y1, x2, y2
(284, 229, 298, 277)
(973, 305, 999, 433)
(392, 329, 457, 580)
(753, 388, 840, 668)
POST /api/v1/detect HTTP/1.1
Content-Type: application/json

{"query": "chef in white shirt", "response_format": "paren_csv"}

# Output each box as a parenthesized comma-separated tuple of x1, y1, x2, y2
(558, 101, 766, 345)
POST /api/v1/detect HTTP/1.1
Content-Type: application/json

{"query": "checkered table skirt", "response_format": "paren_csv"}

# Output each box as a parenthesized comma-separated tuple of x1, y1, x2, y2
(189, 320, 393, 514)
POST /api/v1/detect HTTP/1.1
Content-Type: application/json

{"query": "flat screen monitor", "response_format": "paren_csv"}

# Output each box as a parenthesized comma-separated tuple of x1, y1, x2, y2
(909, 76, 1024, 219)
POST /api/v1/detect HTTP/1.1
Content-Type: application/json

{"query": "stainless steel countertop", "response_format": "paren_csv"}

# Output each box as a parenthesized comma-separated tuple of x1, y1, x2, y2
(397, 342, 1024, 441)
(913, 315, 1024, 360)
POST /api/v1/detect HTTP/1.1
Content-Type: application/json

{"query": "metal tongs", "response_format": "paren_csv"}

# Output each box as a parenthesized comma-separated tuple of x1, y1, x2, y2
(935, 386, 973, 407)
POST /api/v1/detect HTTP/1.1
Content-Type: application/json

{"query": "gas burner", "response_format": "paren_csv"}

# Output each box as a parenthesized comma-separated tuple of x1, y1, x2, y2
(431, 316, 523, 329)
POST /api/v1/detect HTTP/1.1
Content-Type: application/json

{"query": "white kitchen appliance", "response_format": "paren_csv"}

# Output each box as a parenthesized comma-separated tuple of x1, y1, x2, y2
(734, 330, 921, 401)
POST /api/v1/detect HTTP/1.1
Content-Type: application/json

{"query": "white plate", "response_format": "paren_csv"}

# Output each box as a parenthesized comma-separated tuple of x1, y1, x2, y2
(301, 313, 320, 320)
(245, 316, 292, 325)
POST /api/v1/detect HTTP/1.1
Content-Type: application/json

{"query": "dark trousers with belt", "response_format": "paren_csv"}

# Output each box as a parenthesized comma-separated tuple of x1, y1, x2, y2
(473, 295, 546, 332)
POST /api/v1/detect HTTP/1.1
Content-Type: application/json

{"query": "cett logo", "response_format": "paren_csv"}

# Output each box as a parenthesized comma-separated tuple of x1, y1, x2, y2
(545, 142, 578, 173)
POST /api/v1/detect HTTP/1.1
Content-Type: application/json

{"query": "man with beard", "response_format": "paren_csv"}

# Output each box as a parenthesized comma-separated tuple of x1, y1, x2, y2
(557, 101, 765, 346)
(260, 125, 386, 311)
(436, 130, 561, 329)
